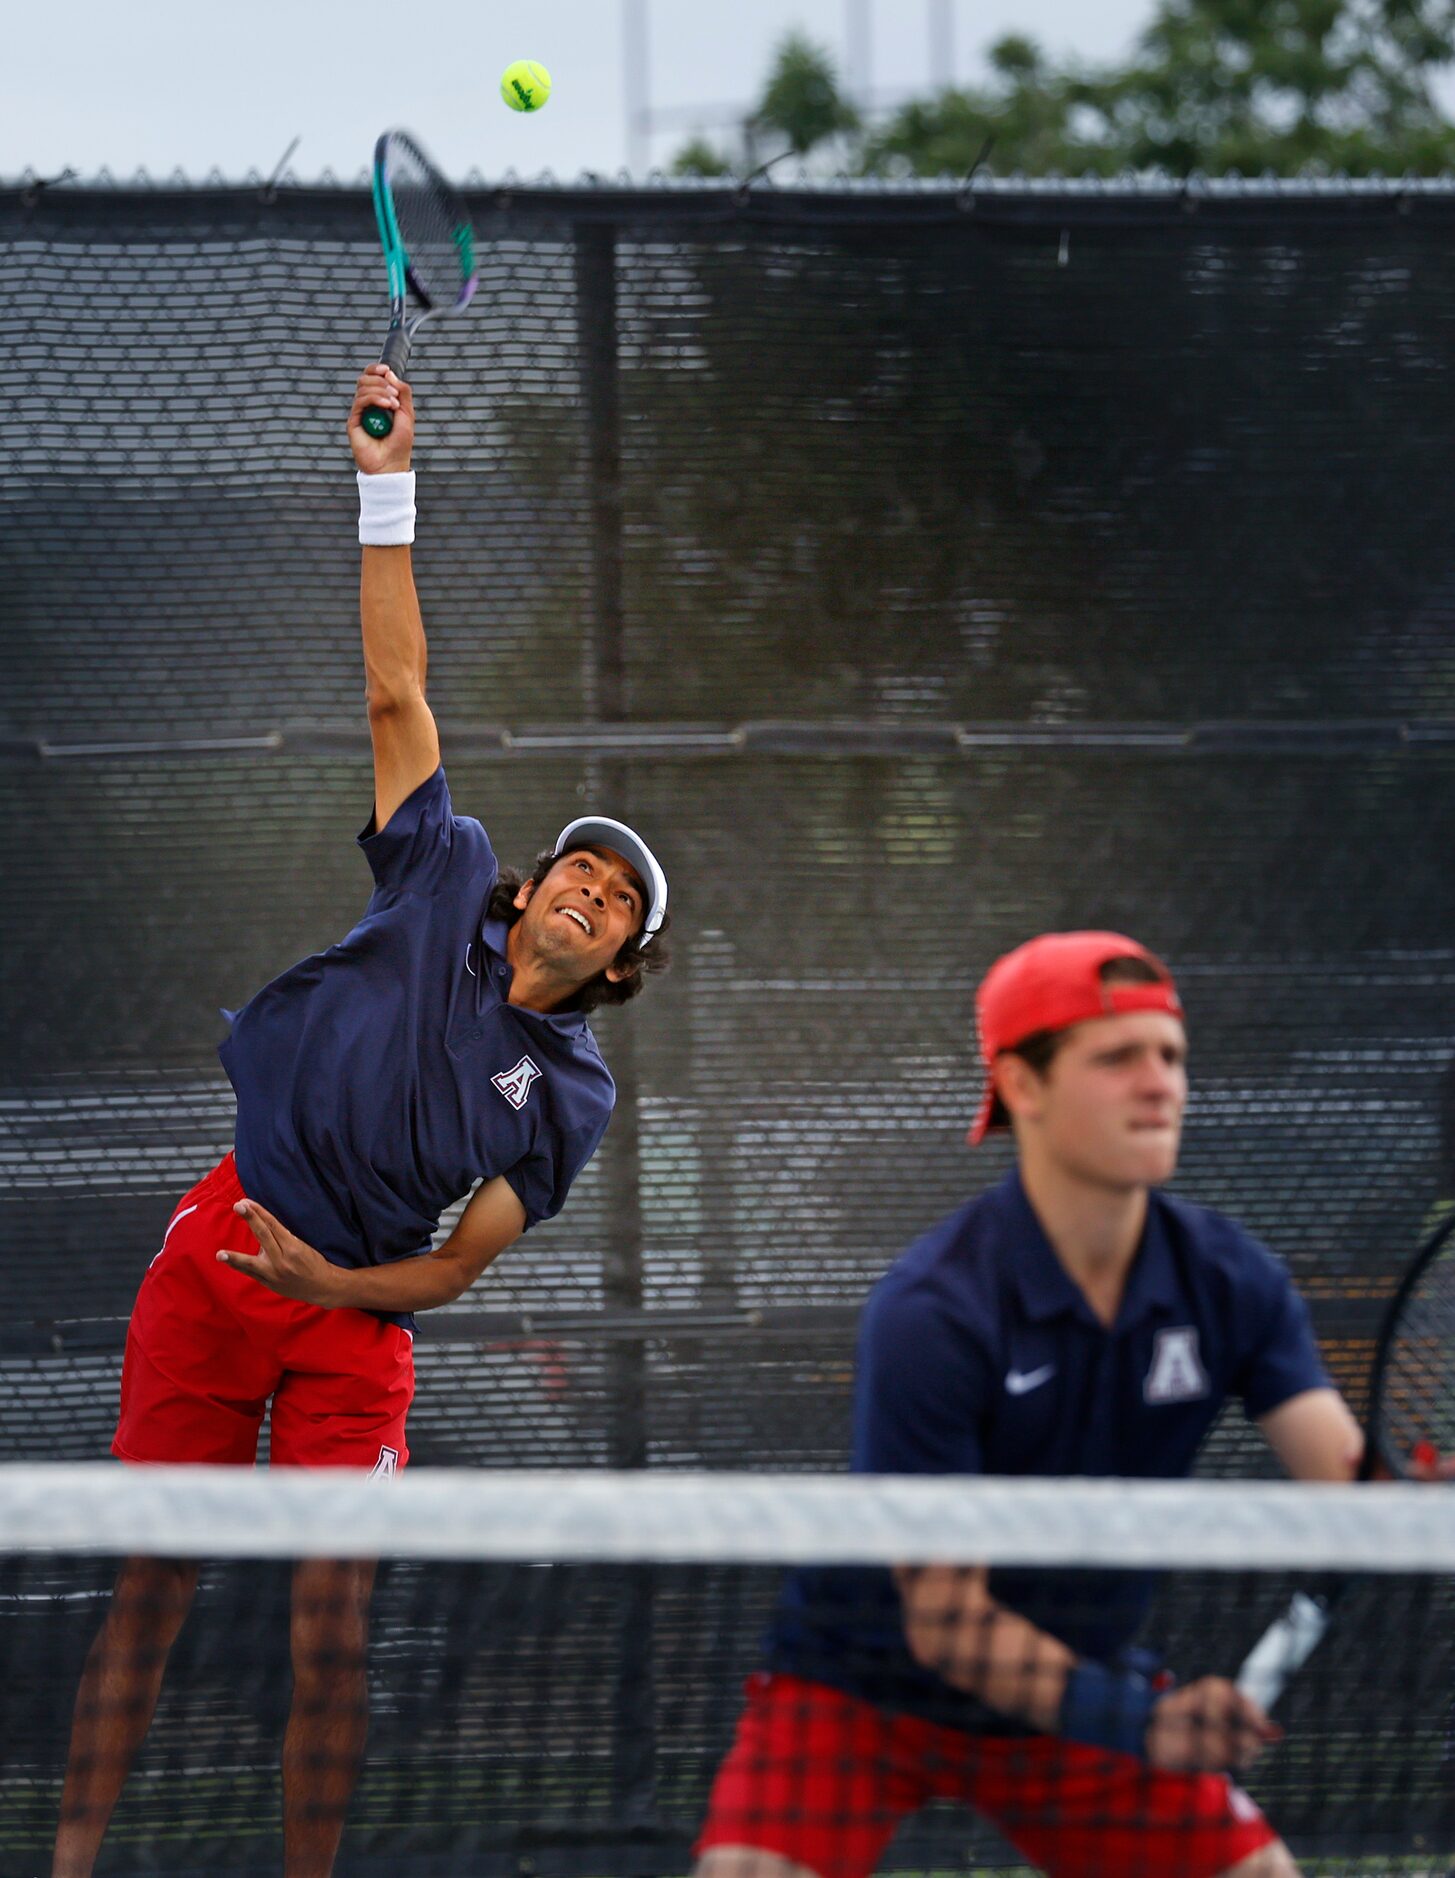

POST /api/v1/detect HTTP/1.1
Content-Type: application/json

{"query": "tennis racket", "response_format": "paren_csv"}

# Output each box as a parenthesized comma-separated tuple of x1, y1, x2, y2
(1236, 1207, 1455, 1710)
(361, 130, 478, 440)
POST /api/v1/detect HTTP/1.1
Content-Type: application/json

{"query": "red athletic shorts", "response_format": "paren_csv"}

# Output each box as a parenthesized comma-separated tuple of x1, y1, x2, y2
(694, 1672, 1277, 1878)
(115, 1153, 414, 1471)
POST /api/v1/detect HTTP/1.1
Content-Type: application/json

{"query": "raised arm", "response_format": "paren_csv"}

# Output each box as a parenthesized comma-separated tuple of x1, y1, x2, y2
(348, 363, 442, 831)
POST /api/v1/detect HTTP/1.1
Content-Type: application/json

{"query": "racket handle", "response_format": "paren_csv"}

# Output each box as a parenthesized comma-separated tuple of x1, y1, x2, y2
(1236, 1591, 1330, 1711)
(361, 330, 412, 440)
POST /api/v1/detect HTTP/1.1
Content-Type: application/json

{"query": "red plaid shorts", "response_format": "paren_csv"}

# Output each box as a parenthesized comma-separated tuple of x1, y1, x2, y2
(695, 1672, 1277, 1878)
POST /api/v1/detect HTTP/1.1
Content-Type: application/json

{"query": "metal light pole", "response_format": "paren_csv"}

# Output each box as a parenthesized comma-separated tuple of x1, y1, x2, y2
(929, 0, 954, 86)
(623, 0, 651, 176)
(844, 0, 871, 105)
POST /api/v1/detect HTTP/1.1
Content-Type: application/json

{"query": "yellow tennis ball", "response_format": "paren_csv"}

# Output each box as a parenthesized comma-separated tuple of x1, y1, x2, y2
(501, 60, 552, 114)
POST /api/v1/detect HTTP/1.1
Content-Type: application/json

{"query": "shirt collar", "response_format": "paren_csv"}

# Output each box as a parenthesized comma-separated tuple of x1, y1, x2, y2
(997, 1170, 1086, 1324)
(1115, 1197, 1181, 1328)
(482, 916, 590, 1036)
(998, 1167, 1180, 1330)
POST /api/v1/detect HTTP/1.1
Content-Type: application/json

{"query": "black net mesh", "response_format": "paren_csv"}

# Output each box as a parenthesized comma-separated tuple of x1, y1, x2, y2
(4, 177, 1455, 1870)
(6, 1538, 1453, 1874)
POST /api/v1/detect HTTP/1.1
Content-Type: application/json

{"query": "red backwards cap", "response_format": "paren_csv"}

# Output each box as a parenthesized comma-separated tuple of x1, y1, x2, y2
(969, 931, 1183, 1144)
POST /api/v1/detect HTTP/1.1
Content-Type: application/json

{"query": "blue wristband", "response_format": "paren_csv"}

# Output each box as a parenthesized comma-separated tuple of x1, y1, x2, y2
(1058, 1661, 1157, 1758)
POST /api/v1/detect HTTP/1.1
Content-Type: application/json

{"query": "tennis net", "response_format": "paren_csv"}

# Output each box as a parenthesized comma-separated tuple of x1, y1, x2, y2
(8, 1466, 1455, 1875)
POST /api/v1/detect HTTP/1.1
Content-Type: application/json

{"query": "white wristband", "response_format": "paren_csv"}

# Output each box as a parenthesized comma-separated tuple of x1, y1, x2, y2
(358, 470, 416, 547)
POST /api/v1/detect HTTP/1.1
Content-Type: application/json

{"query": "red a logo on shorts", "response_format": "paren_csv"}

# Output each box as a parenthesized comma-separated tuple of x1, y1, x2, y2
(492, 1054, 543, 1110)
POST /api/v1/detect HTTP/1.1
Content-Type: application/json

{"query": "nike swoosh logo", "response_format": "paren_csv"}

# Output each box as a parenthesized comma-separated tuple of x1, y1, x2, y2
(1004, 1365, 1056, 1396)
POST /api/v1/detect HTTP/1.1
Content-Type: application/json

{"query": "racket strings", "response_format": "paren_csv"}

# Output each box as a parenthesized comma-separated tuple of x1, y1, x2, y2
(384, 136, 475, 311)
(1381, 1245, 1455, 1462)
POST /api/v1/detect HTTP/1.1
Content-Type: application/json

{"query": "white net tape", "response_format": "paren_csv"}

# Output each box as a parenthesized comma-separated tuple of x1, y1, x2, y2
(4, 1464, 1455, 1569)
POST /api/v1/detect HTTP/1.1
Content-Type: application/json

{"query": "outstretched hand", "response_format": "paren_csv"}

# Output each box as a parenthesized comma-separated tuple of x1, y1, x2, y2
(217, 1200, 343, 1307)
(349, 363, 414, 474)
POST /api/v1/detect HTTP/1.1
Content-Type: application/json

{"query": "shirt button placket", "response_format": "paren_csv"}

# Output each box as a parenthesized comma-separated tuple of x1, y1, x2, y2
(1081, 1339, 1115, 1471)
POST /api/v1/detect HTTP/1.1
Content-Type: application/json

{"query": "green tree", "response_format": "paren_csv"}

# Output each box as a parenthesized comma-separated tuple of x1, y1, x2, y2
(864, 34, 1103, 178)
(673, 32, 860, 177)
(756, 31, 862, 154)
(1078, 0, 1455, 175)
(673, 0, 1455, 179)
(670, 137, 733, 179)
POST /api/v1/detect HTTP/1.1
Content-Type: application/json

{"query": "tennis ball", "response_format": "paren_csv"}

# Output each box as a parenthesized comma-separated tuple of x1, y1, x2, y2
(501, 60, 552, 114)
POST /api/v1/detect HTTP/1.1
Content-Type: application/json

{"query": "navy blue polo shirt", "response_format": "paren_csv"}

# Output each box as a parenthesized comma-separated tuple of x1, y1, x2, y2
(219, 767, 615, 1329)
(767, 1167, 1329, 1731)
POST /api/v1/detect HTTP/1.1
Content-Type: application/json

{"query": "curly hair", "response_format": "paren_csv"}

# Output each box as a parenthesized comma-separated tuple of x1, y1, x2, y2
(486, 848, 673, 1014)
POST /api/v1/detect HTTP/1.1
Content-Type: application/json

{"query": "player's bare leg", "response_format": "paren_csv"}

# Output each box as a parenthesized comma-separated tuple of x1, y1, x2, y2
(694, 1852, 822, 1877)
(51, 1555, 200, 1878)
(282, 1557, 377, 1878)
(1218, 1841, 1301, 1878)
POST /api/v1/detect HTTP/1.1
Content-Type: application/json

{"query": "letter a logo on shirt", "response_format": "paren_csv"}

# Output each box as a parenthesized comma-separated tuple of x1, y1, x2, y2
(1144, 1326, 1210, 1404)
(492, 1054, 543, 1111)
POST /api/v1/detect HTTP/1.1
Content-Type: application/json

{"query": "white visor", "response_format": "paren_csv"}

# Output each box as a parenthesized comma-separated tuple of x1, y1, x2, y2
(553, 816, 668, 945)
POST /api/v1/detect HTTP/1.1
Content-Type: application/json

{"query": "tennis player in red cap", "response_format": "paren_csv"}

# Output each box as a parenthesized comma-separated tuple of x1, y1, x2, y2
(694, 932, 1362, 1878)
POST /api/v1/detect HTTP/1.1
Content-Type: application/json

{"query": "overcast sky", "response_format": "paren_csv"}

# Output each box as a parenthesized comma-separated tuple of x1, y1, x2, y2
(8, 0, 1163, 185)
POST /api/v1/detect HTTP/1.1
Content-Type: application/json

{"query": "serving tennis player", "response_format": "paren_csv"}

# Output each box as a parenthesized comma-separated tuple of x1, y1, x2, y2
(693, 933, 1358, 1878)
(52, 362, 672, 1878)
